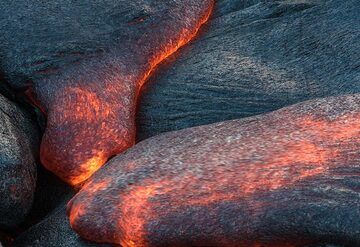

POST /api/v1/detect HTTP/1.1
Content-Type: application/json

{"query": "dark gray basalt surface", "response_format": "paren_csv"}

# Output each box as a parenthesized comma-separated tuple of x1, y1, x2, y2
(13, 199, 112, 247)
(0, 94, 39, 229)
(0, 0, 212, 89)
(137, 0, 360, 140)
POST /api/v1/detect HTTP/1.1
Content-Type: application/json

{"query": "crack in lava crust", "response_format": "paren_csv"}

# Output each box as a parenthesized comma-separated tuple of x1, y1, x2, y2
(33, 1, 214, 185)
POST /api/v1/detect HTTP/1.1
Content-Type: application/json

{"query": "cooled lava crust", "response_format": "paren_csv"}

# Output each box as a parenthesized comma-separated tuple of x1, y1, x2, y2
(67, 94, 360, 246)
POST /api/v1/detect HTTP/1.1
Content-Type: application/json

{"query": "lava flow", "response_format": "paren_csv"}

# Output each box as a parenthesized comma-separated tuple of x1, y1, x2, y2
(67, 94, 360, 246)
(31, 0, 214, 185)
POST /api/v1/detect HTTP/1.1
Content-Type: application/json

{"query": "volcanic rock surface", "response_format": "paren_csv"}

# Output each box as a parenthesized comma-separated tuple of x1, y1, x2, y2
(0, 94, 39, 229)
(2, 0, 359, 246)
(0, 0, 214, 185)
(137, 0, 360, 140)
(67, 94, 360, 246)
(13, 199, 112, 247)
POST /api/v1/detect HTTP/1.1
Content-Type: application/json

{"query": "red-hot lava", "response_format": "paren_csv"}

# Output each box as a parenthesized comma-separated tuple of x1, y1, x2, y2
(67, 94, 360, 246)
(31, 1, 214, 185)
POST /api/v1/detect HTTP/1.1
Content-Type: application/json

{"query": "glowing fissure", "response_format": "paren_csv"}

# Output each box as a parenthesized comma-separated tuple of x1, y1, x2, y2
(140, 7, 213, 88)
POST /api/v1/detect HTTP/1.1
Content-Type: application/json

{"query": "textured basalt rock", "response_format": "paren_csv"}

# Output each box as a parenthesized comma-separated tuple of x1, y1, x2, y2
(0, 94, 39, 229)
(21, 166, 74, 232)
(13, 200, 112, 247)
(0, 0, 214, 185)
(67, 94, 360, 246)
(137, 0, 360, 140)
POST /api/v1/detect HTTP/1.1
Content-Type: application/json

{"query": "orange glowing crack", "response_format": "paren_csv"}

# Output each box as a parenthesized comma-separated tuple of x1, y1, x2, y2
(140, 8, 213, 89)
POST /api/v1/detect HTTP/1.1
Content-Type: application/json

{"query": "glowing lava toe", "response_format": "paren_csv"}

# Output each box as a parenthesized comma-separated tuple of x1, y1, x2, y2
(67, 94, 360, 246)
(30, 0, 214, 185)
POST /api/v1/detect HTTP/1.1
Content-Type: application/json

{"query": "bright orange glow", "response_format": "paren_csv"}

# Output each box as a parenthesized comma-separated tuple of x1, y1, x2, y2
(69, 154, 107, 186)
(39, 1, 215, 186)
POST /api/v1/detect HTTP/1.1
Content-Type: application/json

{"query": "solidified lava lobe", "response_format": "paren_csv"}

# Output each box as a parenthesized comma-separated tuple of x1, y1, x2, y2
(35, 1, 215, 185)
(67, 94, 360, 246)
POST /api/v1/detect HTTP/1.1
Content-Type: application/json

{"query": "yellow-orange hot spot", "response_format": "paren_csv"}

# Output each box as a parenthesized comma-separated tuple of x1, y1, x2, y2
(69, 154, 107, 186)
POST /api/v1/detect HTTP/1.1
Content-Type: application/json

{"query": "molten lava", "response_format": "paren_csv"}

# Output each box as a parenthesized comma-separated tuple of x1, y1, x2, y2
(67, 94, 360, 246)
(33, 0, 215, 185)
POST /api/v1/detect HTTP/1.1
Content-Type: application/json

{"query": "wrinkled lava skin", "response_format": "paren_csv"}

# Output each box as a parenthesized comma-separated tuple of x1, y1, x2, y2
(67, 94, 360, 246)
(137, 0, 360, 141)
(0, 0, 214, 185)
